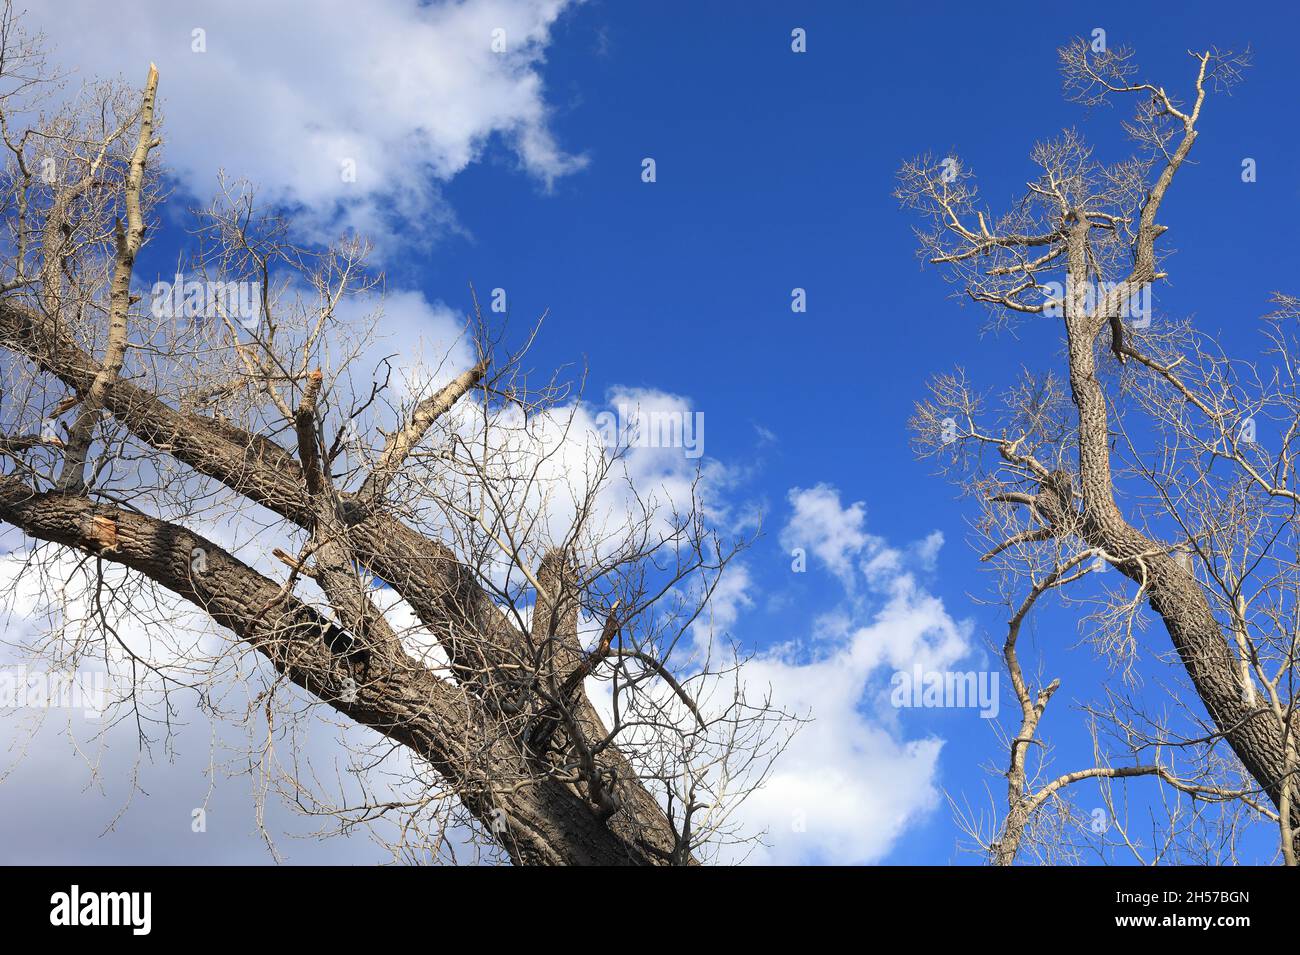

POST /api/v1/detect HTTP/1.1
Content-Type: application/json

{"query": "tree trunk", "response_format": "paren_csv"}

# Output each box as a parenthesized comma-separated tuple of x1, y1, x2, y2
(0, 298, 689, 865)
(1055, 218, 1299, 856)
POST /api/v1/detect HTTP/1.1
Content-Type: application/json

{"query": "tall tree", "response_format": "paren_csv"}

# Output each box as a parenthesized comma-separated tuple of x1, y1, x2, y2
(0, 5, 788, 865)
(900, 40, 1297, 864)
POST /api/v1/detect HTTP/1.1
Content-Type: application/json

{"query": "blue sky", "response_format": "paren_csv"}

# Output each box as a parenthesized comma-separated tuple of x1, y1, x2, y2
(3, 0, 1298, 864)
(425, 1, 1297, 863)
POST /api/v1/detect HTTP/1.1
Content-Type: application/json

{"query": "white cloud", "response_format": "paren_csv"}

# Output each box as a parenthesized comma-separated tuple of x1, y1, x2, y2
(779, 484, 874, 586)
(655, 483, 970, 865)
(914, 530, 945, 570)
(583, 517, 970, 866)
(28, 0, 586, 244)
(342, 289, 480, 392)
(690, 562, 753, 648)
(426, 381, 728, 575)
(728, 547, 970, 864)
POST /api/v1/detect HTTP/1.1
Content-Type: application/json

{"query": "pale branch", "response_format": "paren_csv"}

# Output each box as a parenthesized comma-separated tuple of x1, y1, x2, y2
(358, 355, 489, 504)
(57, 63, 159, 492)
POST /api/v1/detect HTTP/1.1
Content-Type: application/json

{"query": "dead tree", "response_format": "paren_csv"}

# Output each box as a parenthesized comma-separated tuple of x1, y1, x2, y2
(0, 5, 790, 865)
(900, 40, 1299, 864)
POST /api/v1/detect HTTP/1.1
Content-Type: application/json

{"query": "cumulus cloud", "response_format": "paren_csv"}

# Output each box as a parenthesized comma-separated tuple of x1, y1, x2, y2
(733, 594, 968, 864)
(342, 289, 481, 392)
(28, 0, 587, 244)
(779, 484, 875, 586)
(689, 562, 753, 648)
(586, 476, 973, 866)
(712, 486, 974, 865)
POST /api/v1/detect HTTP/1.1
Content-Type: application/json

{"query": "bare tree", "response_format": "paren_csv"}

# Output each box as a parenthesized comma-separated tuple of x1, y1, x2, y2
(0, 5, 793, 865)
(900, 39, 1299, 864)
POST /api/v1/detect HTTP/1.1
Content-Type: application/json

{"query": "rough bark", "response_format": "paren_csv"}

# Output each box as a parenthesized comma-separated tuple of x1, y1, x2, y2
(0, 473, 681, 864)
(0, 297, 687, 864)
(1049, 211, 1300, 854)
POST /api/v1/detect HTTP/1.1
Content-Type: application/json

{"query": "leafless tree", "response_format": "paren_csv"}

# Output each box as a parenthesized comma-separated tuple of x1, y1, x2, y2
(0, 5, 794, 865)
(900, 39, 1298, 864)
